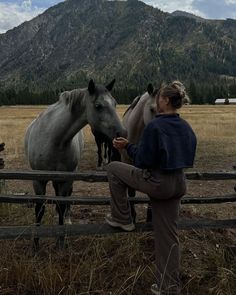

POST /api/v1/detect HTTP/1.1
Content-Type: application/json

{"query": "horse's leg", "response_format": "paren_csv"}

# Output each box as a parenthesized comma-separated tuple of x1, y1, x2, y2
(33, 180, 47, 251)
(53, 181, 73, 249)
(97, 142, 103, 168)
(64, 184, 73, 225)
(104, 142, 108, 163)
(146, 203, 152, 222)
(107, 141, 112, 164)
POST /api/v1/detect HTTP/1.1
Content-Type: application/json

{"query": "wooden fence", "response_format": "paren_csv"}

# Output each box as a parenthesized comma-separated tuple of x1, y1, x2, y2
(0, 170, 236, 240)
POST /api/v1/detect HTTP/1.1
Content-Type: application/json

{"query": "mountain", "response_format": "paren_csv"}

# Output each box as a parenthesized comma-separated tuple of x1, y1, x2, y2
(171, 10, 205, 21)
(0, 0, 236, 96)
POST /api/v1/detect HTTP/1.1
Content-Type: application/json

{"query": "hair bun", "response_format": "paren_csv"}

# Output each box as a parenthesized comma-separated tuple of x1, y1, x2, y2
(171, 80, 190, 103)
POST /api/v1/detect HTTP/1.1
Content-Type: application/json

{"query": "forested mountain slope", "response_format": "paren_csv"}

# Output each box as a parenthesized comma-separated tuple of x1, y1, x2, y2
(0, 0, 236, 104)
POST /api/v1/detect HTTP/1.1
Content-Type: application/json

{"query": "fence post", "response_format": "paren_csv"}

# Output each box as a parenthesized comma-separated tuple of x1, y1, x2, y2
(232, 165, 236, 192)
(0, 142, 4, 169)
(0, 143, 5, 194)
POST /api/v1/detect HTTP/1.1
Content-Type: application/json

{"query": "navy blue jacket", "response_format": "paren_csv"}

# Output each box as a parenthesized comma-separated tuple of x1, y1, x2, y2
(126, 114, 197, 171)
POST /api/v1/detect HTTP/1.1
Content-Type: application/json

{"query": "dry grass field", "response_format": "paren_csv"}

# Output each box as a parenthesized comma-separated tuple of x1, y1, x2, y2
(0, 105, 235, 295)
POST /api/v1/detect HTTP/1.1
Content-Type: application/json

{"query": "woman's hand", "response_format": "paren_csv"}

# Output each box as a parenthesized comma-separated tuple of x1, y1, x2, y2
(113, 137, 129, 150)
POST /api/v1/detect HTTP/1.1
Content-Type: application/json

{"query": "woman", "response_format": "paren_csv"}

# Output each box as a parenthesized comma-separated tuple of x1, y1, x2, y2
(105, 81, 197, 295)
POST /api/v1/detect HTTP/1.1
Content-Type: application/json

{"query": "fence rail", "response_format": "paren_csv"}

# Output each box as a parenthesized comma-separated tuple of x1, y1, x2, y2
(0, 219, 236, 240)
(0, 194, 236, 205)
(1, 170, 236, 181)
(0, 170, 236, 241)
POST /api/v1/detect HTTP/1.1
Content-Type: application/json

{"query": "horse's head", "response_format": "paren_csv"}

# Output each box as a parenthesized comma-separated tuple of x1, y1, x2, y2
(143, 83, 158, 126)
(85, 79, 126, 139)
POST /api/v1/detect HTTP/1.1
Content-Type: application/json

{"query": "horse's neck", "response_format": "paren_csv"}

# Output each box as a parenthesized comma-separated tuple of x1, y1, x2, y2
(125, 100, 146, 144)
(128, 118, 145, 144)
(49, 97, 87, 146)
(61, 112, 87, 145)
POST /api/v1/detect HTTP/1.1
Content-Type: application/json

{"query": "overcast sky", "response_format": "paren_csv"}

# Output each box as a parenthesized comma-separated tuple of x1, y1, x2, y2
(1, 0, 236, 34)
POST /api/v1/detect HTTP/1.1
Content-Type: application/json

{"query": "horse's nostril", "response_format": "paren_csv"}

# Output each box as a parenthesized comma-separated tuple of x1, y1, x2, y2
(116, 132, 120, 138)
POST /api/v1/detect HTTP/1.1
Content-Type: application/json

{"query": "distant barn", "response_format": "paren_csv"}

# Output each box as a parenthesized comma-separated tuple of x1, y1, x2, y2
(215, 98, 236, 105)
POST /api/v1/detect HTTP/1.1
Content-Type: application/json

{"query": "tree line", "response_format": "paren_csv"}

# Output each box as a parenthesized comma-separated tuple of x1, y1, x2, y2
(0, 80, 236, 106)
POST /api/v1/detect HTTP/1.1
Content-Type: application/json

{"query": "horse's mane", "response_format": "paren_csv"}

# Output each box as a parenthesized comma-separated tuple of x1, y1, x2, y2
(123, 95, 141, 117)
(59, 89, 85, 112)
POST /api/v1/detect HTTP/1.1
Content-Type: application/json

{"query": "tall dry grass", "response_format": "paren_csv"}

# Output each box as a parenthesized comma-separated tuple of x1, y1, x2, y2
(0, 105, 235, 295)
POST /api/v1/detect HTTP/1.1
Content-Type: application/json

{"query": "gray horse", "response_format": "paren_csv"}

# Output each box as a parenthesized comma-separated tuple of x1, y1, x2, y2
(25, 79, 125, 247)
(122, 83, 158, 221)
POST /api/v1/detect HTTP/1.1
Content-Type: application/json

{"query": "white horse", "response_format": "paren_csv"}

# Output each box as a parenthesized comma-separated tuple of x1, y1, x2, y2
(25, 79, 125, 247)
(121, 83, 158, 221)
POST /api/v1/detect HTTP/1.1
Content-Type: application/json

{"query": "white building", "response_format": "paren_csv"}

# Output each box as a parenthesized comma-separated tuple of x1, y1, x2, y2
(215, 98, 236, 105)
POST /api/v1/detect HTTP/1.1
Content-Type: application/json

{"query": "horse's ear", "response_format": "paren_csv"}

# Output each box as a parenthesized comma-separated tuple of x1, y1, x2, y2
(88, 79, 96, 95)
(147, 83, 154, 95)
(106, 79, 116, 92)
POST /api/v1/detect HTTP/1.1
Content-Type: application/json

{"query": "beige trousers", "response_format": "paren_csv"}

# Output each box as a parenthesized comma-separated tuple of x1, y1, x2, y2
(106, 161, 186, 295)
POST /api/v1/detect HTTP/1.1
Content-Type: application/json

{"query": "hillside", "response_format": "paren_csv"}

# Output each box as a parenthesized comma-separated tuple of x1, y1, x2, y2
(171, 10, 206, 21)
(0, 0, 236, 101)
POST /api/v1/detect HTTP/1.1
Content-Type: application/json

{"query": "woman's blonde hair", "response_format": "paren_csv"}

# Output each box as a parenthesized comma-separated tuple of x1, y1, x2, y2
(157, 80, 190, 109)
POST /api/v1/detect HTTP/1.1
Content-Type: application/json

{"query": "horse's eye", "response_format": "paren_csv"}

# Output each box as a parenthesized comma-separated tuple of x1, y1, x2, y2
(95, 103, 103, 110)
